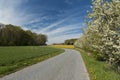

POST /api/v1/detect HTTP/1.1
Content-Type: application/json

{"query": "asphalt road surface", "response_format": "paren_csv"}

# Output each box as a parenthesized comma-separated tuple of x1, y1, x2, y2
(0, 49, 90, 80)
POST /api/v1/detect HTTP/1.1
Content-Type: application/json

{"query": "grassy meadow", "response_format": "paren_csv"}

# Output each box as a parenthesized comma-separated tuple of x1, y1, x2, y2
(77, 49, 120, 80)
(0, 46, 64, 77)
(51, 45, 74, 49)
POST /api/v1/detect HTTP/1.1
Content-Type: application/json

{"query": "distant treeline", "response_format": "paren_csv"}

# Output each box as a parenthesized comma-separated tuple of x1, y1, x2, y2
(64, 38, 77, 45)
(0, 24, 47, 46)
(52, 39, 78, 45)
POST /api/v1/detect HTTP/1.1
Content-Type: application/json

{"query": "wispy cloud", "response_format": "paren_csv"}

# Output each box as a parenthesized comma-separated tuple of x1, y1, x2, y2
(30, 11, 85, 44)
(28, 16, 49, 24)
(47, 25, 82, 44)
(36, 12, 80, 33)
(48, 33, 82, 44)
(33, 18, 84, 44)
(0, 0, 29, 25)
(39, 19, 67, 33)
(45, 24, 81, 36)
(64, 0, 73, 5)
(0, 0, 90, 44)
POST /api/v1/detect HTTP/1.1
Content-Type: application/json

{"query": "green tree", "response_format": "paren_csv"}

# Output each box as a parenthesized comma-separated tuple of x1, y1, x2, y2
(64, 39, 77, 45)
(36, 34, 47, 45)
(0, 24, 48, 46)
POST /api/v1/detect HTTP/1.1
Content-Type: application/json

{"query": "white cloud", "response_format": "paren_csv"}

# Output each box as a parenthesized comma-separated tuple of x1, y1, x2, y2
(45, 24, 80, 36)
(36, 12, 80, 33)
(32, 12, 84, 44)
(28, 16, 49, 24)
(21, 27, 29, 30)
(64, 0, 73, 5)
(46, 24, 82, 44)
(38, 18, 68, 33)
(0, 0, 83, 44)
(34, 20, 83, 44)
(0, 0, 29, 25)
(47, 33, 82, 44)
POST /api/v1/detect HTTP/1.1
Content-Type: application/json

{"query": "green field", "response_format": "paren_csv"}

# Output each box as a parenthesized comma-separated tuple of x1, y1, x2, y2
(77, 49, 120, 80)
(0, 46, 64, 77)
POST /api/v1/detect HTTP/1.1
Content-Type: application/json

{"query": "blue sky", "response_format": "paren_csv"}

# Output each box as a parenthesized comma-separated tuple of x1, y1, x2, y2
(0, 0, 91, 44)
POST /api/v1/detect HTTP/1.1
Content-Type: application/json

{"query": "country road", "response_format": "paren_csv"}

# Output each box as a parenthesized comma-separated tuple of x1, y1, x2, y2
(0, 49, 90, 80)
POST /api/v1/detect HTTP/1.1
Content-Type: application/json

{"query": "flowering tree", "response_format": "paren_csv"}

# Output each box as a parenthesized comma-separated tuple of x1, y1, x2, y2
(75, 0, 120, 71)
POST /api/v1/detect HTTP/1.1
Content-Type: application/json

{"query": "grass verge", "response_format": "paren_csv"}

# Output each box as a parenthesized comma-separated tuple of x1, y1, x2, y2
(0, 46, 64, 77)
(77, 49, 120, 80)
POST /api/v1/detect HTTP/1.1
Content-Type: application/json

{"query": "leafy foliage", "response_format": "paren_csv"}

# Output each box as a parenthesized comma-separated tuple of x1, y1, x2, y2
(64, 38, 77, 45)
(75, 0, 120, 71)
(0, 24, 47, 46)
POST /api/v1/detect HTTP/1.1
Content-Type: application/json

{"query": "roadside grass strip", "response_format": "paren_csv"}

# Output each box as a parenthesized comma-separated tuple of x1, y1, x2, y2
(77, 49, 120, 80)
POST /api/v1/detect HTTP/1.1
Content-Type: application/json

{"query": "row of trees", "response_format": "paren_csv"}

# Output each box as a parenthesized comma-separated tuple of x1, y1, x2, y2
(64, 38, 77, 45)
(75, 0, 120, 71)
(0, 24, 47, 46)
